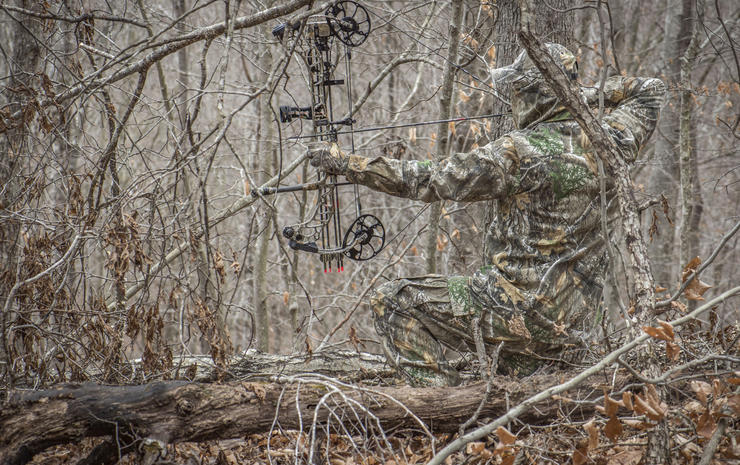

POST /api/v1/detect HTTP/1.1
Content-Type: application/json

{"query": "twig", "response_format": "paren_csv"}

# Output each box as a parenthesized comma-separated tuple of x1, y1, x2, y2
(697, 417, 727, 465)
(656, 219, 740, 308)
(459, 342, 504, 435)
(425, 286, 740, 465)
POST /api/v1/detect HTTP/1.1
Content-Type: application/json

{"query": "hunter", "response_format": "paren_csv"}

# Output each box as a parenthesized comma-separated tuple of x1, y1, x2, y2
(309, 43, 666, 386)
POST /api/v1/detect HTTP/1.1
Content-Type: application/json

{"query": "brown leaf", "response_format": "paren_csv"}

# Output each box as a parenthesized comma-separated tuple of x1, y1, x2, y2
(696, 410, 716, 439)
(604, 415, 623, 442)
(507, 314, 531, 341)
(349, 326, 365, 351)
(242, 382, 267, 401)
(642, 325, 672, 342)
(681, 256, 713, 300)
(305, 337, 313, 360)
(645, 385, 667, 420)
(684, 278, 712, 300)
(622, 392, 633, 411)
(283, 291, 290, 306)
(712, 378, 725, 397)
(682, 256, 702, 274)
(690, 380, 712, 404)
(655, 285, 668, 293)
(633, 393, 661, 420)
(465, 442, 486, 455)
(657, 320, 674, 339)
(572, 438, 589, 465)
(670, 300, 688, 313)
(622, 419, 650, 429)
(584, 418, 600, 450)
(604, 395, 621, 417)
(495, 426, 517, 445)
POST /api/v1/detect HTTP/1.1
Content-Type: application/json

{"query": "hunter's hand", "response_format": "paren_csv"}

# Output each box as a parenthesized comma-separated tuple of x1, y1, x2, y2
(307, 142, 349, 175)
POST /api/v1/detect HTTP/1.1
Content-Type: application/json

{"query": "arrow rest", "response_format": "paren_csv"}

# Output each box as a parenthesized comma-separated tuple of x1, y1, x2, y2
(272, 1, 384, 272)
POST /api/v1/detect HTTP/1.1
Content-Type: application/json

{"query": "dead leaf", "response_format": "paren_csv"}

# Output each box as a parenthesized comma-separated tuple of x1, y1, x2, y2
(622, 419, 650, 429)
(645, 385, 667, 420)
(657, 320, 674, 339)
(584, 418, 600, 450)
(684, 278, 712, 300)
(604, 395, 621, 417)
(507, 314, 531, 340)
(633, 393, 661, 420)
(642, 325, 673, 342)
(690, 380, 712, 404)
(495, 426, 517, 445)
(242, 382, 267, 401)
(712, 378, 725, 397)
(572, 438, 589, 465)
(670, 300, 688, 313)
(466, 442, 486, 455)
(681, 256, 713, 300)
(604, 414, 623, 442)
(696, 410, 716, 439)
(621, 392, 633, 411)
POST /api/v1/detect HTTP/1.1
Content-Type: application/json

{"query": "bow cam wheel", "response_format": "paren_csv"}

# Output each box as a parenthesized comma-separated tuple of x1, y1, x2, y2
(342, 214, 385, 261)
(326, 1, 371, 47)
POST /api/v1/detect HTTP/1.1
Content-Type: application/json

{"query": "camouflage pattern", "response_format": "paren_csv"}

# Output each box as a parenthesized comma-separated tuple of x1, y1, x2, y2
(326, 45, 665, 386)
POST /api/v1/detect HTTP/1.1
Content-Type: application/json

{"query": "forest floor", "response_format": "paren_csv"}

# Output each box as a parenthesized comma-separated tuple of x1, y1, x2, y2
(25, 317, 739, 465)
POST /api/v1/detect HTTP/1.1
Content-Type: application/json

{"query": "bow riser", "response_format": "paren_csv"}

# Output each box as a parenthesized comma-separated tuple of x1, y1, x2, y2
(273, 1, 384, 271)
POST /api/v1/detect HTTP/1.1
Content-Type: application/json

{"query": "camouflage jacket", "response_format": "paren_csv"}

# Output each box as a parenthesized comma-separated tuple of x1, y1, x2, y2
(344, 75, 666, 349)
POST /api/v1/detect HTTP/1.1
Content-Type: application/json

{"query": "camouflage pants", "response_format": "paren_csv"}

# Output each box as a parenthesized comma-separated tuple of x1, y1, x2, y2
(370, 275, 557, 387)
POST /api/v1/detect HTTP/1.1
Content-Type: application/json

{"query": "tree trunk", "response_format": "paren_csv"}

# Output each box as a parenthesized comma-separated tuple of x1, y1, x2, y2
(648, 0, 695, 288)
(424, 0, 464, 274)
(254, 13, 275, 352)
(0, 371, 612, 465)
(0, 0, 43, 385)
(678, 2, 700, 269)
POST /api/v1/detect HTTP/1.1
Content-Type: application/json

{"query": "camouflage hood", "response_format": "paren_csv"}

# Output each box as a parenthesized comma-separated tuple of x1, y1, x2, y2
(490, 43, 578, 129)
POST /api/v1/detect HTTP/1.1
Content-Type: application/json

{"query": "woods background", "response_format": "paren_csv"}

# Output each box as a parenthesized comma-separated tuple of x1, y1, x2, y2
(0, 0, 738, 463)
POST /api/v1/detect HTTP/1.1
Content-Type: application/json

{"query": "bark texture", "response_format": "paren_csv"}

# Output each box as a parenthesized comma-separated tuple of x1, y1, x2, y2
(0, 372, 606, 465)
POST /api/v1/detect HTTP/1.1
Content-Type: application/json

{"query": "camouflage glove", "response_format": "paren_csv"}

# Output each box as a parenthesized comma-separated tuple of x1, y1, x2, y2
(307, 141, 349, 175)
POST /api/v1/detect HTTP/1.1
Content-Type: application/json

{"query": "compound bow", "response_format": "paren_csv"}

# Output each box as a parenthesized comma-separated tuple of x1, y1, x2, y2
(266, 1, 385, 273)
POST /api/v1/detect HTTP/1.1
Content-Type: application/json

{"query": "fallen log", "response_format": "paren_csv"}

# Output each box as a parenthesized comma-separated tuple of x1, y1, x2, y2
(0, 372, 603, 465)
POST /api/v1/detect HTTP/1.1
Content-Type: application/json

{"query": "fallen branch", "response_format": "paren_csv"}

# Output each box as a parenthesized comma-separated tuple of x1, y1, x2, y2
(0, 370, 611, 465)
(425, 285, 740, 465)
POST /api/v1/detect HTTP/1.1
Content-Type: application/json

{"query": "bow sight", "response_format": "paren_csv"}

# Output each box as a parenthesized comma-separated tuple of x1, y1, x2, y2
(271, 1, 384, 273)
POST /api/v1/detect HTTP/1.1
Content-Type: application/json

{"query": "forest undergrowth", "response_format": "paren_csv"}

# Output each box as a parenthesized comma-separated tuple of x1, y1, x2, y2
(28, 312, 738, 465)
